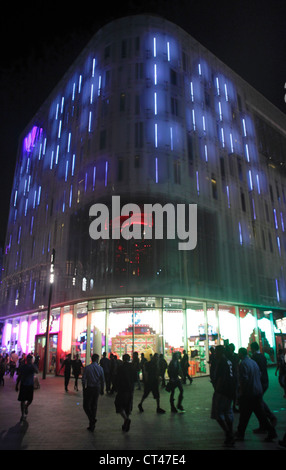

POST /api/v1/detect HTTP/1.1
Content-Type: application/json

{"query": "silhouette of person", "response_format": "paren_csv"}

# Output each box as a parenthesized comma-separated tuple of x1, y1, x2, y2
(59, 353, 72, 392)
(159, 354, 168, 388)
(250, 341, 277, 433)
(138, 353, 165, 414)
(82, 353, 104, 432)
(167, 352, 184, 413)
(15, 354, 38, 422)
(210, 345, 235, 447)
(131, 351, 141, 390)
(114, 354, 137, 432)
(235, 348, 277, 442)
(275, 348, 286, 398)
(72, 354, 83, 391)
(100, 352, 111, 394)
(180, 350, 193, 384)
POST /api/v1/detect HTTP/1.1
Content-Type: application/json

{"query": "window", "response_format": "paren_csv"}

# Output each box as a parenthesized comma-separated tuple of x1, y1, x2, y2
(100, 130, 106, 150)
(135, 122, 144, 148)
(120, 93, 126, 112)
(174, 160, 181, 184)
(211, 175, 218, 199)
(171, 97, 179, 116)
(170, 68, 177, 85)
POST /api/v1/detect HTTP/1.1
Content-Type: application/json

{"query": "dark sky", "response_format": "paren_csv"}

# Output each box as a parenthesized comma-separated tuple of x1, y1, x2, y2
(0, 0, 286, 248)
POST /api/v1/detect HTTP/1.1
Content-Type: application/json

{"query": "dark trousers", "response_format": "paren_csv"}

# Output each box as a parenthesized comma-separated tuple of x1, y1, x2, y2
(237, 395, 275, 437)
(83, 386, 100, 428)
(170, 379, 183, 408)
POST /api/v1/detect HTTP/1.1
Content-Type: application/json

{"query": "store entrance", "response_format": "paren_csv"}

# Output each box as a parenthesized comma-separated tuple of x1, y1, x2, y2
(35, 333, 58, 374)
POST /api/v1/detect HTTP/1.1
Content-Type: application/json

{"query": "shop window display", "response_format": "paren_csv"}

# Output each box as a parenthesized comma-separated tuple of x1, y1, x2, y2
(239, 308, 256, 350)
(186, 302, 207, 376)
(218, 305, 239, 350)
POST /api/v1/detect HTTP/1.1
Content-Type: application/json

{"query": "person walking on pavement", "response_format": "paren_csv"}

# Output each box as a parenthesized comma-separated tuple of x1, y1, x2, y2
(138, 353, 165, 414)
(82, 353, 104, 432)
(100, 352, 111, 394)
(275, 348, 286, 398)
(210, 345, 235, 447)
(59, 353, 72, 392)
(15, 354, 38, 422)
(167, 351, 184, 413)
(115, 354, 137, 432)
(250, 341, 277, 433)
(72, 354, 83, 391)
(235, 348, 277, 442)
(180, 350, 193, 385)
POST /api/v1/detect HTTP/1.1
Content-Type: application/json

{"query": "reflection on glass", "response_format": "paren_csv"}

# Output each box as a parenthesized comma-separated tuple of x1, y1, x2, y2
(164, 310, 184, 363)
(239, 308, 255, 350)
(186, 305, 207, 376)
(109, 310, 133, 357)
(218, 305, 239, 350)
(90, 310, 106, 358)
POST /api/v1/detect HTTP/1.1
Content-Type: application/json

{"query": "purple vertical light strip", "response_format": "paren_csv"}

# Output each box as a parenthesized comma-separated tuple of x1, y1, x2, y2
(105, 161, 108, 186)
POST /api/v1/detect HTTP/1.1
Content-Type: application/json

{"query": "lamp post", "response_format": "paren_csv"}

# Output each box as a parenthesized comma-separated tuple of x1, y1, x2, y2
(43, 249, 55, 379)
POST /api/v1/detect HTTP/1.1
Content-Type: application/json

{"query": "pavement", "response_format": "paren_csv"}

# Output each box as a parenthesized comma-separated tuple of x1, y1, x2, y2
(0, 366, 285, 456)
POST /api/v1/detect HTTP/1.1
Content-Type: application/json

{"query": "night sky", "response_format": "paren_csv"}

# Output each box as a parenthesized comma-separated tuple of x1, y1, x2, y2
(0, 0, 285, 248)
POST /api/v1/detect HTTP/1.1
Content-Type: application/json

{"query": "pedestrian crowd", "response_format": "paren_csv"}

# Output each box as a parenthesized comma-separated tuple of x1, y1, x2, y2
(1, 343, 286, 449)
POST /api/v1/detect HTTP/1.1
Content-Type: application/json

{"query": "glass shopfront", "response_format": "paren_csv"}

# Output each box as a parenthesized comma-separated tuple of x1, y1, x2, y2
(1, 296, 282, 376)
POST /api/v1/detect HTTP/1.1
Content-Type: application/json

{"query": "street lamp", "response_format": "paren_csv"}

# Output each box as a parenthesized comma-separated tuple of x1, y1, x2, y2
(42, 249, 55, 379)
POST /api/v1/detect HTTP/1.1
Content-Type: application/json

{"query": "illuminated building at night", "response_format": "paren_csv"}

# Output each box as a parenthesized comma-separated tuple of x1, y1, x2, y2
(1, 15, 286, 375)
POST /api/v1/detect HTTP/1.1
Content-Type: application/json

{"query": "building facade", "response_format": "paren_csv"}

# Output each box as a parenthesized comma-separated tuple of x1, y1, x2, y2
(1, 15, 286, 375)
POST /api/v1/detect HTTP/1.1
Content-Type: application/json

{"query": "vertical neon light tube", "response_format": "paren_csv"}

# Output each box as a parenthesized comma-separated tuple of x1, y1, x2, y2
(93, 166, 96, 190)
(245, 143, 250, 162)
(155, 157, 158, 183)
(273, 209, 278, 229)
(242, 119, 247, 137)
(154, 64, 157, 85)
(72, 83, 76, 101)
(252, 198, 256, 219)
(204, 144, 208, 162)
(248, 170, 253, 190)
(92, 58, 96, 77)
(155, 123, 158, 148)
(216, 77, 220, 95)
(55, 104, 59, 120)
(239, 222, 243, 245)
(98, 76, 101, 96)
(67, 132, 71, 152)
(192, 110, 196, 130)
(90, 84, 94, 104)
(105, 161, 108, 186)
(170, 127, 173, 150)
(275, 279, 280, 302)
(229, 133, 234, 153)
(224, 83, 228, 101)
(71, 154, 75, 176)
(88, 112, 92, 132)
(196, 171, 199, 195)
(256, 174, 260, 194)
(167, 42, 170, 61)
(56, 145, 59, 164)
(154, 92, 157, 115)
(221, 128, 225, 147)
(226, 185, 230, 208)
(58, 120, 62, 139)
(65, 161, 69, 182)
(277, 236, 281, 256)
(153, 37, 157, 57)
(69, 185, 73, 208)
(78, 75, 82, 93)
(280, 212, 284, 232)
(190, 82, 194, 102)
(198, 63, 201, 75)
